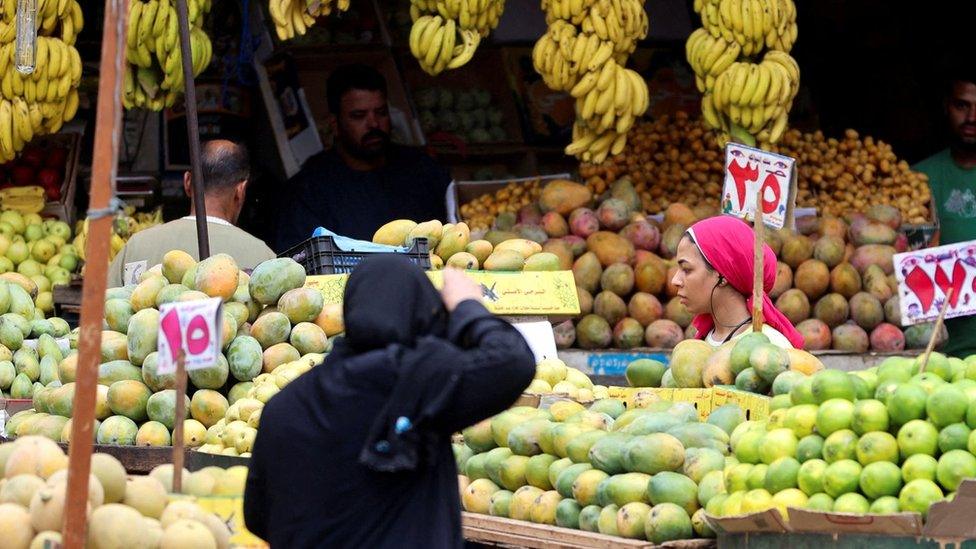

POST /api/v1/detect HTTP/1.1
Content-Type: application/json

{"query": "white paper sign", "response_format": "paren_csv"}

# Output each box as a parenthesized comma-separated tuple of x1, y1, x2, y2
(512, 321, 559, 363)
(721, 143, 796, 229)
(894, 240, 976, 326)
(156, 297, 223, 375)
(123, 260, 148, 286)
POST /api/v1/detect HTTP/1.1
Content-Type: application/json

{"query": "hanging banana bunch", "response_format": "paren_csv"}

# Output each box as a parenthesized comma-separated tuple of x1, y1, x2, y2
(268, 0, 351, 42)
(0, 0, 85, 163)
(122, 0, 213, 111)
(407, 0, 505, 76)
(534, 0, 650, 164)
(686, 0, 799, 148)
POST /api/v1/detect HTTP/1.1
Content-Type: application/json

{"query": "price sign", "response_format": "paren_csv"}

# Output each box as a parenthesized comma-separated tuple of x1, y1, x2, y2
(156, 297, 223, 375)
(511, 320, 559, 363)
(721, 143, 796, 230)
(895, 240, 976, 326)
(123, 260, 148, 286)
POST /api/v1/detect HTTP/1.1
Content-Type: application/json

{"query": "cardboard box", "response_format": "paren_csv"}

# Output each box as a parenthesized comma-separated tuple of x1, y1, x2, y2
(447, 172, 569, 223)
(708, 478, 976, 545)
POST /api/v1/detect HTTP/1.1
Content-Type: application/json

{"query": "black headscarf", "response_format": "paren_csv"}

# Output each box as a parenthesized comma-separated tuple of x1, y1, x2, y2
(342, 255, 448, 351)
(336, 255, 458, 473)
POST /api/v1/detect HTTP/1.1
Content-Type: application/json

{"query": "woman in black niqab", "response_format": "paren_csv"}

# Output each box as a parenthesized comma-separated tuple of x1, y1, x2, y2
(244, 255, 535, 548)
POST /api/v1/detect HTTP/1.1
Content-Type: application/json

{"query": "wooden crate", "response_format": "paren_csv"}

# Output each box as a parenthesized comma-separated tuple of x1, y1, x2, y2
(463, 513, 716, 549)
(37, 131, 82, 224)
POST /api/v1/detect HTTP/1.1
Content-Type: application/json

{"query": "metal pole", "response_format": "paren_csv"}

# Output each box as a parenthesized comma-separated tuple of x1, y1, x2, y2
(174, 0, 210, 258)
(62, 0, 128, 546)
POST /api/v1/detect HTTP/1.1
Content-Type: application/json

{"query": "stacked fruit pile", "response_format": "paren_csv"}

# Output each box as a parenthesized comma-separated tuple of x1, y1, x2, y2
(576, 114, 932, 224)
(0, 140, 72, 203)
(123, 0, 213, 110)
(532, 0, 649, 163)
(686, 0, 799, 148)
(624, 334, 824, 395)
(460, 179, 543, 232)
(414, 87, 508, 144)
(524, 357, 605, 401)
(0, 210, 79, 316)
(0, 437, 234, 547)
(373, 218, 572, 272)
(0, 0, 84, 161)
(5, 252, 340, 453)
(73, 205, 164, 265)
(455, 176, 937, 352)
(710, 353, 976, 519)
(407, 0, 502, 75)
(455, 393, 753, 541)
(268, 0, 351, 41)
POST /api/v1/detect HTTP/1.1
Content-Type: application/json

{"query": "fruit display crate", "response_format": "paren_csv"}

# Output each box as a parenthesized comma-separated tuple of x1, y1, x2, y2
(0, 437, 249, 474)
(279, 234, 432, 275)
(556, 349, 918, 379)
(709, 479, 976, 547)
(462, 512, 716, 549)
(448, 173, 571, 224)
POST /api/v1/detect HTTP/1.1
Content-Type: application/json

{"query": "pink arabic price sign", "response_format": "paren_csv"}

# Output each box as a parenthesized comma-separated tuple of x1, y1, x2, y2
(894, 240, 976, 326)
(156, 297, 224, 374)
(721, 143, 796, 230)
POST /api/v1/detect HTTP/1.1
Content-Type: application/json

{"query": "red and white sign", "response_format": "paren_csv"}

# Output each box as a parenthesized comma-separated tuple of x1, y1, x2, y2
(156, 297, 223, 375)
(894, 240, 976, 326)
(721, 143, 796, 230)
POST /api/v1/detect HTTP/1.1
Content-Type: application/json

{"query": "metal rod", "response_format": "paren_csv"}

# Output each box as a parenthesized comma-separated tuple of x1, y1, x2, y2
(174, 0, 209, 258)
(62, 0, 129, 546)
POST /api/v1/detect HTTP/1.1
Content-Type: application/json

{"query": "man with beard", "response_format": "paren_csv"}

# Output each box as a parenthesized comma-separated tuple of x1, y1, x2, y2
(914, 70, 976, 357)
(274, 64, 452, 249)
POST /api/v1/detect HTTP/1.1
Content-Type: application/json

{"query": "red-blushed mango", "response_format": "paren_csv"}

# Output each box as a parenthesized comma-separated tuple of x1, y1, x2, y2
(107, 380, 152, 422)
(249, 258, 307, 306)
(130, 275, 168, 312)
(314, 302, 344, 337)
(277, 287, 324, 325)
(126, 308, 159, 367)
(162, 250, 196, 284)
(587, 232, 635, 267)
(263, 343, 301, 373)
(141, 352, 176, 392)
(794, 260, 830, 300)
(190, 389, 228, 428)
(250, 312, 291, 349)
(194, 253, 239, 301)
(797, 319, 831, 351)
(645, 320, 684, 348)
(539, 180, 593, 216)
(290, 322, 329, 355)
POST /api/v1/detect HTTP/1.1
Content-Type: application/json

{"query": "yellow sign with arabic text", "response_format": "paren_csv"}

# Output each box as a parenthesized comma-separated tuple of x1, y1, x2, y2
(305, 271, 580, 316)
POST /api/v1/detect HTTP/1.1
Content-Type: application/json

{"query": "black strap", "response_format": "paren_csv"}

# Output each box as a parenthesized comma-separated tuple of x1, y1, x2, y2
(721, 317, 754, 344)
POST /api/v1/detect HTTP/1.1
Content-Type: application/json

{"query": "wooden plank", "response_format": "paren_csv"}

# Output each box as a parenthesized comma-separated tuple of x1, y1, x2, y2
(463, 513, 651, 548)
(462, 513, 716, 549)
(2, 435, 249, 474)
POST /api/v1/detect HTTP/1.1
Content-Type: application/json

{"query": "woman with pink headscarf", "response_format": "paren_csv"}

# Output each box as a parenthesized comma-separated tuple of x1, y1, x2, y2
(671, 216, 805, 349)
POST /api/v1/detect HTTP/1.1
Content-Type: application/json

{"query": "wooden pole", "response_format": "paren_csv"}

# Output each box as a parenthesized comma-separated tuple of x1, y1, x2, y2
(62, 0, 128, 546)
(752, 184, 765, 333)
(919, 288, 953, 373)
(171, 352, 187, 493)
(174, 0, 210, 259)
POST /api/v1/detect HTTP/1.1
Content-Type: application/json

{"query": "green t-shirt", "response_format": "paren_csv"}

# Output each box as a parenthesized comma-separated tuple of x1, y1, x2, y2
(913, 149, 976, 358)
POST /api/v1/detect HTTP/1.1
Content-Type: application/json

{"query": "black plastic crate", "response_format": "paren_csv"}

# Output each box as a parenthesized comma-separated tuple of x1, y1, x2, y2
(279, 235, 432, 275)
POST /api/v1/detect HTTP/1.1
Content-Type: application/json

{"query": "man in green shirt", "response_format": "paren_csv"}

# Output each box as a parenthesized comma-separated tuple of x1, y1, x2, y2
(108, 140, 276, 287)
(914, 73, 976, 358)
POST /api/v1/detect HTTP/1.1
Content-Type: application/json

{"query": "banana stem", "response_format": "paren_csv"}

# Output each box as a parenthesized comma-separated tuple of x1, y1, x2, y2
(729, 122, 756, 148)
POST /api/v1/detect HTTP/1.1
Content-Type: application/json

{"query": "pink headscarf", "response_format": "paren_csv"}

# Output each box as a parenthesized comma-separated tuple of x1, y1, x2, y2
(687, 216, 805, 349)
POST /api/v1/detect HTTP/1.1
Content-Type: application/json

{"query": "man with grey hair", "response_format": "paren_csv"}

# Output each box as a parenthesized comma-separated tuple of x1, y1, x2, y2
(108, 139, 276, 286)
